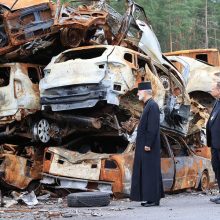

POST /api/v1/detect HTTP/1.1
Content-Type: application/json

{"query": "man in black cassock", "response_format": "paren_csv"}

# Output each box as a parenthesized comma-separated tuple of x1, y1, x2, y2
(207, 82, 220, 204)
(130, 81, 164, 207)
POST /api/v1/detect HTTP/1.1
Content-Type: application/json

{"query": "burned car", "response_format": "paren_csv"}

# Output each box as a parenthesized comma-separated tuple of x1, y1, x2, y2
(165, 49, 220, 67)
(0, 63, 46, 143)
(0, 144, 44, 191)
(0, 0, 109, 62)
(39, 45, 192, 143)
(41, 130, 215, 196)
(0, 0, 56, 58)
(166, 55, 220, 110)
(0, 0, 185, 66)
(165, 55, 220, 159)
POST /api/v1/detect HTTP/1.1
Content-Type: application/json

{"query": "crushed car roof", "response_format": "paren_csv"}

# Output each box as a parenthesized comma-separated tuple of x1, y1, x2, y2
(0, 0, 50, 11)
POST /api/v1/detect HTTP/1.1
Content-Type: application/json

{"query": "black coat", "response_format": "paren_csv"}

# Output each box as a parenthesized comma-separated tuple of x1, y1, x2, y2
(206, 101, 220, 149)
(130, 98, 164, 202)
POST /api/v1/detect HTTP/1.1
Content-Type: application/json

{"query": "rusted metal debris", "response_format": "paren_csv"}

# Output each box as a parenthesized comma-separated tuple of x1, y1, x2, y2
(0, 0, 219, 198)
(0, 144, 44, 191)
(0, 0, 110, 62)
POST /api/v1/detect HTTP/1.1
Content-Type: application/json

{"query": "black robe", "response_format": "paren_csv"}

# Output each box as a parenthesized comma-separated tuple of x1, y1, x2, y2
(130, 98, 164, 202)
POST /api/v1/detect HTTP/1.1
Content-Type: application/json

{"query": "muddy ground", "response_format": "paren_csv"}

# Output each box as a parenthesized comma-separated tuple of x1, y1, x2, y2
(0, 190, 220, 220)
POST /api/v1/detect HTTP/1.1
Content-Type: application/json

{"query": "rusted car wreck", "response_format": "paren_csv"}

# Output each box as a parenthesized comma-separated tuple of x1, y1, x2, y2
(0, 0, 109, 62)
(41, 130, 214, 196)
(0, 144, 44, 191)
(0, 63, 44, 142)
(166, 55, 220, 110)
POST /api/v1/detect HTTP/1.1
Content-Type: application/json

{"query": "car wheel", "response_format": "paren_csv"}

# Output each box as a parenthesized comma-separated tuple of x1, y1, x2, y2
(60, 28, 82, 48)
(67, 192, 111, 207)
(199, 171, 210, 191)
(33, 119, 50, 143)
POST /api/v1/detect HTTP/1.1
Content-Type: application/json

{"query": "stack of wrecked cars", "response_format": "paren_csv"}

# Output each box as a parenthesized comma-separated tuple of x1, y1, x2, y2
(0, 0, 218, 200)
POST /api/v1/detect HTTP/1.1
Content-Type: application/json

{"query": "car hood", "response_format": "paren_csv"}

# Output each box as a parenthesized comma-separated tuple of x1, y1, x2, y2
(0, 0, 50, 11)
(47, 147, 111, 164)
(40, 59, 107, 91)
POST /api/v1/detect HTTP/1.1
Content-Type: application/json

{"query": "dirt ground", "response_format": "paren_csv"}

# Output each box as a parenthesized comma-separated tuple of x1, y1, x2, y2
(0, 190, 220, 220)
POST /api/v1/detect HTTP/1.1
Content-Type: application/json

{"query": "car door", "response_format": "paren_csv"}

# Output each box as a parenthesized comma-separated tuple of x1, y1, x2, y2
(160, 133, 175, 192)
(166, 135, 197, 191)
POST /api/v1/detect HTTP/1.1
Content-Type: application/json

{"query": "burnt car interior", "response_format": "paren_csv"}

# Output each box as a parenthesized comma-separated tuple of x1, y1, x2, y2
(0, 67, 10, 87)
(65, 135, 129, 154)
(54, 47, 107, 63)
(166, 135, 189, 157)
(28, 67, 41, 84)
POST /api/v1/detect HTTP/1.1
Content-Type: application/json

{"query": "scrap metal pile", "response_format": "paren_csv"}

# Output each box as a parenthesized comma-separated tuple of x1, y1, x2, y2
(0, 0, 219, 203)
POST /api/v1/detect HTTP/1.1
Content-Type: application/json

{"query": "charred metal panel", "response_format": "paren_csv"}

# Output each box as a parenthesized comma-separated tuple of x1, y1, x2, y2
(172, 157, 197, 190)
(43, 147, 110, 181)
(100, 157, 123, 195)
(3, 3, 54, 48)
(107, 153, 134, 196)
(0, 0, 50, 11)
(161, 158, 175, 191)
(41, 173, 112, 193)
(56, 2, 108, 48)
(0, 146, 43, 189)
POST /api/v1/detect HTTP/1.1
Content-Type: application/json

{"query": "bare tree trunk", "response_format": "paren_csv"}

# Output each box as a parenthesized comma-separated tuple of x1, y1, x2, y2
(205, 0, 209, 48)
(169, 0, 173, 51)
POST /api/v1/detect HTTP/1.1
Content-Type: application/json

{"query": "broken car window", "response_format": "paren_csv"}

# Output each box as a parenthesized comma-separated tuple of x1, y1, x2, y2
(167, 136, 189, 157)
(68, 136, 128, 154)
(124, 53, 133, 63)
(28, 67, 40, 84)
(160, 135, 170, 158)
(196, 54, 208, 63)
(0, 67, 10, 87)
(55, 47, 107, 63)
(137, 56, 147, 69)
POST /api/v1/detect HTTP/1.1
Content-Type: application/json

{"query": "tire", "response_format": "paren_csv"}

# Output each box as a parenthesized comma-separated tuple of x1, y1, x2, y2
(199, 171, 210, 191)
(60, 28, 82, 48)
(67, 192, 111, 207)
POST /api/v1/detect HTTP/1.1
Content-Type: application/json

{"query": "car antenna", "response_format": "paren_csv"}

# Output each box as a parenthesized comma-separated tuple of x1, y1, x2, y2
(11, 0, 20, 11)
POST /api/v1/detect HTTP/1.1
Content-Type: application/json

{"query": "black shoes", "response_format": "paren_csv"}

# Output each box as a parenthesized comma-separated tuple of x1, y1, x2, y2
(141, 201, 160, 207)
(210, 196, 220, 203)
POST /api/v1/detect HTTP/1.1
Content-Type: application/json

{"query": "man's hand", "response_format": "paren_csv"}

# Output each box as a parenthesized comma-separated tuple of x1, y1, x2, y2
(144, 146, 151, 152)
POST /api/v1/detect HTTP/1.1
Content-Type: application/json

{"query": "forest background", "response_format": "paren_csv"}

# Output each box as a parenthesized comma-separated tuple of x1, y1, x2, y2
(61, 0, 220, 52)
